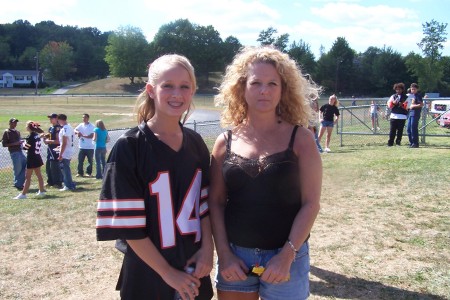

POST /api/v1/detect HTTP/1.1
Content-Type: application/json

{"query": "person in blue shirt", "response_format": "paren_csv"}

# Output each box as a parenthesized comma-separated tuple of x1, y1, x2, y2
(406, 83, 424, 148)
(92, 120, 108, 179)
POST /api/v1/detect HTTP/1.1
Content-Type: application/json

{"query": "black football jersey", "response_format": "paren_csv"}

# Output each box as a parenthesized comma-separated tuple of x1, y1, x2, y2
(96, 122, 213, 300)
(25, 132, 44, 168)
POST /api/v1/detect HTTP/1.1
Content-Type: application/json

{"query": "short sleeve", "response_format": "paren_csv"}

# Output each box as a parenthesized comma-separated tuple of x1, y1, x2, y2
(96, 134, 148, 241)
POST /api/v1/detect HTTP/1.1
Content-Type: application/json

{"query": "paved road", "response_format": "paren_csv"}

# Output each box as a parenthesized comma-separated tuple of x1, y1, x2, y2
(52, 83, 84, 94)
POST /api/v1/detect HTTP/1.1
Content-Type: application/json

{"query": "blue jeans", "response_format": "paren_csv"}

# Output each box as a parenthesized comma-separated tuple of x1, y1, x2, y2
(77, 148, 94, 176)
(407, 114, 421, 146)
(60, 159, 76, 189)
(10, 151, 26, 188)
(216, 242, 310, 299)
(46, 156, 62, 186)
(94, 148, 107, 179)
(313, 125, 323, 153)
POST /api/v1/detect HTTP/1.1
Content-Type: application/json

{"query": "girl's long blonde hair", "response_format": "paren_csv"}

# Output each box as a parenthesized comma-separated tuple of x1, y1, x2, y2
(134, 54, 197, 124)
(95, 120, 106, 130)
(215, 46, 321, 127)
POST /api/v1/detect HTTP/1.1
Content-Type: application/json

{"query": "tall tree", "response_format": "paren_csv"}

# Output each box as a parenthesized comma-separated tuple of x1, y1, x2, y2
(288, 40, 316, 77)
(39, 41, 75, 85)
(104, 25, 149, 84)
(150, 19, 228, 84)
(418, 19, 448, 63)
(407, 19, 448, 92)
(221, 36, 242, 68)
(257, 27, 289, 52)
(318, 37, 355, 95)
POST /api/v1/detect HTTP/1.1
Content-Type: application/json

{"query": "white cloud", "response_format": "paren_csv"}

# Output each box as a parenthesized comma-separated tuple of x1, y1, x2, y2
(142, 0, 280, 44)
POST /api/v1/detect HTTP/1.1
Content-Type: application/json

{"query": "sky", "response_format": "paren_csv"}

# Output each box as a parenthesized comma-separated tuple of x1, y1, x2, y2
(1, 0, 449, 58)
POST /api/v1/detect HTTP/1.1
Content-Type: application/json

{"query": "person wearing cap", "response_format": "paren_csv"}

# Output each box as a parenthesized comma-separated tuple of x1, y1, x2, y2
(2, 118, 27, 190)
(42, 113, 63, 188)
(74, 113, 95, 177)
(57, 114, 76, 191)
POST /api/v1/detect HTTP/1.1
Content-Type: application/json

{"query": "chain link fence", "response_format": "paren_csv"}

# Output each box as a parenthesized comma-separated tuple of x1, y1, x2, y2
(1, 98, 449, 188)
(0, 120, 223, 189)
(333, 98, 450, 149)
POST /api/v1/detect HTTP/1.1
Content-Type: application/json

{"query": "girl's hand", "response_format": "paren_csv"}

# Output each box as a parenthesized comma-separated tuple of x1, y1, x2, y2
(218, 250, 249, 281)
(163, 267, 201, 300)
(186, 246, 213, 278)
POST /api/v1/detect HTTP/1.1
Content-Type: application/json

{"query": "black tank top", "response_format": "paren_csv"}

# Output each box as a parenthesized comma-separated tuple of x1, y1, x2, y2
(222, 125, 302, 249)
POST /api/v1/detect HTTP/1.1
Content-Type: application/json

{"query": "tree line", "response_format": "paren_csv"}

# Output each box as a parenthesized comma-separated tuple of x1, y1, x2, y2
(1, 19, 448, 96)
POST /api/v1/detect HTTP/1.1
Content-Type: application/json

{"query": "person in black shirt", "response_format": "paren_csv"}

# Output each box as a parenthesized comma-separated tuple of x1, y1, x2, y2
(13, 121, 46, 199)
(42, 113, 63, 188)
(209, 46, 322, 300)
(96, 54, 213, 300)
(318, 94, 340, 152)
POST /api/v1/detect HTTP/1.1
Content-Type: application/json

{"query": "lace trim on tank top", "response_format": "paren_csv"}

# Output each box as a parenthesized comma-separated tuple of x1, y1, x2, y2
(225, 125, 299, 178)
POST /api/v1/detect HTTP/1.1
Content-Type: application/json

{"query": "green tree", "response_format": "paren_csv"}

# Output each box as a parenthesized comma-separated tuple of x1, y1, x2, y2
(418, 19, 448, 62)
(257, 27, 289, 52)
(288, 40, 316, 77)
(221, 36, 242, 68)
(407, 20, 448, 92)
(39, 41, 75, 85)
(316, 37, 355, 95)
(150, 19, 229, 85)
(104, 26, 149, 84)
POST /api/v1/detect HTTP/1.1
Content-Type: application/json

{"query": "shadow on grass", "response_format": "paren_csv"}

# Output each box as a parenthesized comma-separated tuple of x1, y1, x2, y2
(310, 266, 445, 300)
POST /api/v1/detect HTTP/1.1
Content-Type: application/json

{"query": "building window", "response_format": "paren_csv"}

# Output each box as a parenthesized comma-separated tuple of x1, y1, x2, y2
(26, 76, 33, 80)
(0, 76, 3, 81)
(15, 75, 24, 80)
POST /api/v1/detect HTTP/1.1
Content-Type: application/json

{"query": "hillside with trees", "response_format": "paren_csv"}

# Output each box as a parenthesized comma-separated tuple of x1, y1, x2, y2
(1, 19, 448, 96)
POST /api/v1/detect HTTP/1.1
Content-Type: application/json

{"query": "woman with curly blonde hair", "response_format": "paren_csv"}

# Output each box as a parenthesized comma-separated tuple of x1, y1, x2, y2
(209, 46, 322, 300)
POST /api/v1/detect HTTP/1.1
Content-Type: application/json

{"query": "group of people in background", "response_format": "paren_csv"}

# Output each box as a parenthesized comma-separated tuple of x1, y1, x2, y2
(2, 112, 109, 199)
(387, 82, 424, 148)
(96, 46, 322, 300)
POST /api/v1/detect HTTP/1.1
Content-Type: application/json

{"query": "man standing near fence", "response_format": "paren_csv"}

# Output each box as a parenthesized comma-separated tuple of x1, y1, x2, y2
(74, 113, 95, 177)
(57, 114, 76, 191)
(42, 113, 63, 188)
(1, 118, 27, 190)
(407, 83, 424, 148)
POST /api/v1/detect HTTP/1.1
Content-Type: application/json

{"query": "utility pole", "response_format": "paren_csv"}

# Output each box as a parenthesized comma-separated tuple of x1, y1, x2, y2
(34, 51, 39, 95)
(335, 58, 343, 94)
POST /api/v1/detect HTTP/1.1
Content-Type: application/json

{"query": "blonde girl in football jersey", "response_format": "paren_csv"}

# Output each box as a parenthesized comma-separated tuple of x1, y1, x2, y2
(96, 54, 213, 300)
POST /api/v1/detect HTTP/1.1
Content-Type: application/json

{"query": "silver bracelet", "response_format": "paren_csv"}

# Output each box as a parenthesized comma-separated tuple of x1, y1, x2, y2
(287, 239, 299, 261)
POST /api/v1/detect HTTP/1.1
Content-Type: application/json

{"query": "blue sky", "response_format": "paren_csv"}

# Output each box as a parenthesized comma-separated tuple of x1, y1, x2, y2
(2, 0, 449, 58)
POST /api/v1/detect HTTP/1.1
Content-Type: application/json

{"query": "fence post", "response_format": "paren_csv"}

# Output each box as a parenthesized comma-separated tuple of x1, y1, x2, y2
(421, 109, 427, 144)
(194, 120, 197, 132)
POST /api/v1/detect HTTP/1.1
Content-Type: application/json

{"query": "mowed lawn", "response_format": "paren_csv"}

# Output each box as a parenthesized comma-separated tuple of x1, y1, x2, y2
(0, 94, 449, 299)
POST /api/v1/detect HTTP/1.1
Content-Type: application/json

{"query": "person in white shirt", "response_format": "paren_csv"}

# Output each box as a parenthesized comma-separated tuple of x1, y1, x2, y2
(74, 113, 95, 177)
(57, 114, 76, 191)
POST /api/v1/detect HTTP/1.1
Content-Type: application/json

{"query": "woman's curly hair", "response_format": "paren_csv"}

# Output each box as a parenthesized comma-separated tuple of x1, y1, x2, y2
(215, 46, 321, 127)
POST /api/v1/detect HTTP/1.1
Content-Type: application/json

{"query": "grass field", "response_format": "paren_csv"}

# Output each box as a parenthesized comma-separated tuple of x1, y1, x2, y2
(0, 145, 448, 299)
(0, 85, 449, 299)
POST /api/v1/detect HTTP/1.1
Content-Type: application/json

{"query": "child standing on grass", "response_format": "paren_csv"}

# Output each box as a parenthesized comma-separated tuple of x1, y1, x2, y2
(370, 100, 381, 131)
(14, 121, 46, 199)
(318, 94, 340, 152)
(96, 54, 214, 300)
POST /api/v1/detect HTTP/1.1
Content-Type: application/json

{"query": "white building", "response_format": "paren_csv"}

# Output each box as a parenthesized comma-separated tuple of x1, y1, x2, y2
(0, 70, 41, 88)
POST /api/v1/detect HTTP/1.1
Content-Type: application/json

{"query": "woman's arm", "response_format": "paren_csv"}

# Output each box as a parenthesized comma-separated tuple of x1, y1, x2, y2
(262, 127, 322, 283)
(208, 134, 248, 280)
